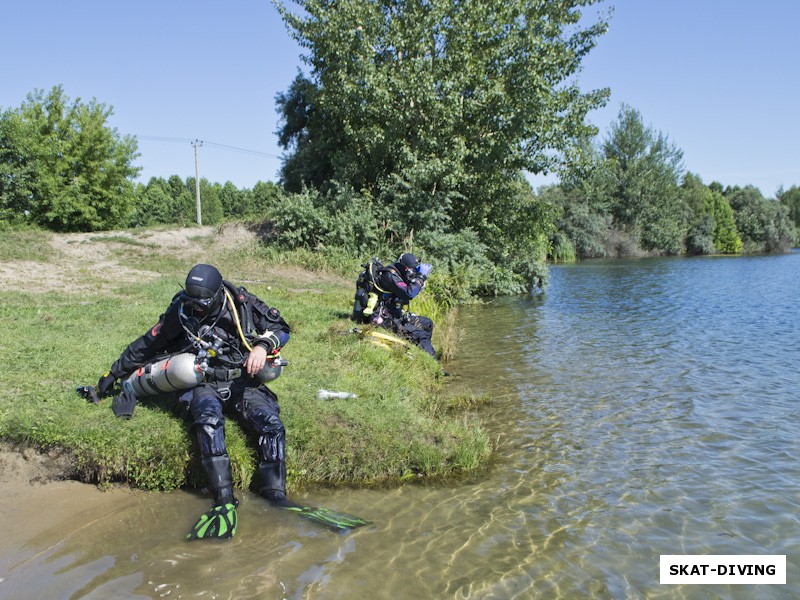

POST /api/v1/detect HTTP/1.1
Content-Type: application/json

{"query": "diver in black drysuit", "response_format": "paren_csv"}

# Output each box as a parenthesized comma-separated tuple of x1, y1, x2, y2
(352, 253, 437, 358)
(96, 264, 291, 509)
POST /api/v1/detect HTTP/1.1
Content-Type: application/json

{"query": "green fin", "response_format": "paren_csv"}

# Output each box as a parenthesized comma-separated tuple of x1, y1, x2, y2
(282, 504, 370, 530)
(187, 503, 238, 540)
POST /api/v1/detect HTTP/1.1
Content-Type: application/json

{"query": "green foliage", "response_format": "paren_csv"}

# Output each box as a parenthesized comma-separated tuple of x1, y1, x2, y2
(552, 109, 796, 258)
(225, 180, 285, 220)
(187, 177, 224, 225)
(129, 177, 177, 227)
(546, 181, 611, 260)
(684, 214, 715, 256)
(709, 188, 743, 253)
(274, 0, 609, 287)
(0, 85, 140, 232)
(603, 105, 685, 254)
(777, 185, 800, 238)
(726, 186, 796, 252)
(554, 105, 689, 258)
(550, 231, 578, 263)
(130, 176, 231, 227)
(266, 186, 329, 249)
(415, 228, 493, 304)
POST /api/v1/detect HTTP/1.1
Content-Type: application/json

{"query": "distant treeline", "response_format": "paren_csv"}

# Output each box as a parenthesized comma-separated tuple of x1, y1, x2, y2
(543, 105, 798, 261)
(2, 82, 798, 300)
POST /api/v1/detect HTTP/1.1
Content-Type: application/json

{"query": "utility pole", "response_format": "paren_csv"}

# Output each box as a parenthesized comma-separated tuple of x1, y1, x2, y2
(192, 139, 203, 225)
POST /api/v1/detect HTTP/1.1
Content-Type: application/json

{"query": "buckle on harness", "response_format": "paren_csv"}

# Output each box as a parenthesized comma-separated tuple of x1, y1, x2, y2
(213, 367, 242, 381)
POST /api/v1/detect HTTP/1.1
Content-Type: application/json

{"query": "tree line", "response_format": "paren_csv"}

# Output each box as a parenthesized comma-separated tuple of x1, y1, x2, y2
(2, 0, 799, 299)
(544, 104, 798, 261)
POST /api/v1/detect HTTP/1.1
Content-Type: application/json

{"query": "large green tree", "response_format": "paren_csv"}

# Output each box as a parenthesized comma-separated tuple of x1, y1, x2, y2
(0, 85, 139, 231)
(777, 185, 800, 235)
(274, 0, 609, 254)
(726, 186, 796, 252)
(602, 105, 685, 254)
(681, 173, 742, 255)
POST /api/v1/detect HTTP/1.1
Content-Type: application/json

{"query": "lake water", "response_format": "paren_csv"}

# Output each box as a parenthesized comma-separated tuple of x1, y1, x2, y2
(2, 252, 798, 599)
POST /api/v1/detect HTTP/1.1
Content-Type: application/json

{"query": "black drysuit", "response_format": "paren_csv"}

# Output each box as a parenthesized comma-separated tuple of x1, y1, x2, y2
(356, 263, 436, 358)
(107, 281, 291, 505)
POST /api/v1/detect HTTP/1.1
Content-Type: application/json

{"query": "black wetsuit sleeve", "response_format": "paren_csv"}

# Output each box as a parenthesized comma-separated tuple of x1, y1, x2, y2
(247, 294, 291, 352)
(378, 269, 424, 304)
(108, 299, 186, 378)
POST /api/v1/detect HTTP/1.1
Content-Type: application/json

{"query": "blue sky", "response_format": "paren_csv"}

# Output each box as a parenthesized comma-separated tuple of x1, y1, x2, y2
(2, 1, 798, 197)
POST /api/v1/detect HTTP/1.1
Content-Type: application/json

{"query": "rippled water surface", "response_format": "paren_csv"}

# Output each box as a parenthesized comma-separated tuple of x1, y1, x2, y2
(3, 253, 798, 599)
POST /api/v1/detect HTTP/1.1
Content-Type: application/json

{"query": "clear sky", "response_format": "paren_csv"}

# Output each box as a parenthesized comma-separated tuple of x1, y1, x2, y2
(2, 1, 798, 198)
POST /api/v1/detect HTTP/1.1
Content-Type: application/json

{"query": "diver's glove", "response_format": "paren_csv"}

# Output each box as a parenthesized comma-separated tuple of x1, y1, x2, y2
(97, 372, 117, 397)
(417, 263, 432, 279)
(111, 388, 137, 419)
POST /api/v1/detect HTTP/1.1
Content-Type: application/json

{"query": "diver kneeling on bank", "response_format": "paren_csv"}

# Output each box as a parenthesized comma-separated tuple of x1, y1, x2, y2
(95, 264, 291, 539)
(352, 253, 437, 358)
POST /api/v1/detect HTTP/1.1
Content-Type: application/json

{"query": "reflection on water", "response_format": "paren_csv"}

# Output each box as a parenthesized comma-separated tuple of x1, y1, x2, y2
(2, 253, 798, 599)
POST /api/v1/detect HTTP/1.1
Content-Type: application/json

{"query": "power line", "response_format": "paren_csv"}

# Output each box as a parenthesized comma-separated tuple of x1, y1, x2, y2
(138, 135, 280, 158)
(203, 140, 281, 159)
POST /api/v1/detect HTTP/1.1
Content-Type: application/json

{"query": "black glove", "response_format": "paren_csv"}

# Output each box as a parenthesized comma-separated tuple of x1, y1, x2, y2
(111, 389, 137, 419)
(97, 372, 117, 397)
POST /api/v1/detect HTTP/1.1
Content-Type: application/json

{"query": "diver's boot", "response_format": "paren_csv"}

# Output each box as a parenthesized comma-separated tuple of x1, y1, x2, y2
(257, 430, 290, 506)
(187, 456, 238, 540)
(258, 459, 290, 507)
(202, 455, 237, 506)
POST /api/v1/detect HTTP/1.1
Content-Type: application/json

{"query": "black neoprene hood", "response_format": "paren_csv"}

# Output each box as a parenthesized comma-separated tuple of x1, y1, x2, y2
(398, 253, 419, 270)
(185, 264, 223, 299)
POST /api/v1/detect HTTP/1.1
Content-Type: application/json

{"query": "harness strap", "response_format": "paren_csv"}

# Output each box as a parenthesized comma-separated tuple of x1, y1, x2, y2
(370, 261, 394, 294)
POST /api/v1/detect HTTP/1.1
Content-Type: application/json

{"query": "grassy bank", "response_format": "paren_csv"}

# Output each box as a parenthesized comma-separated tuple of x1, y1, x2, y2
(0, 225, 491, 493)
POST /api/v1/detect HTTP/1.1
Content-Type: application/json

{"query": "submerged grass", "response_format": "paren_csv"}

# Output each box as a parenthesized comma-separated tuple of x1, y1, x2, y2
(0, 227, 491, 494)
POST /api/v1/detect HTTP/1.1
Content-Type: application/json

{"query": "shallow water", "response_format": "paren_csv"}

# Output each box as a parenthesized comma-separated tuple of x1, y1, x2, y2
(2, 252, 798, 599)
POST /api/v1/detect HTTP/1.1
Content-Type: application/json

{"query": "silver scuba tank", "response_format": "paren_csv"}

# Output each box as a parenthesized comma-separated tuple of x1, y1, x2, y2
(122, 353, 204, 398)
(253, 358, 288, 385)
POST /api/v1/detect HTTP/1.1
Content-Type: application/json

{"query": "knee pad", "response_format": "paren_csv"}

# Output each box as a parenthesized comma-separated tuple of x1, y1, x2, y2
(196, 422, 227, 458)
(191, 390, 227, 458)
(241, 389, 284, 436)
(413, 315, 434, 333)
(257, 429, 286, 464)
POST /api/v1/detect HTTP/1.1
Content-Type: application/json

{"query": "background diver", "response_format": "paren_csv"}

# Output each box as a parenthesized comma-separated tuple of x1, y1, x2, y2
(352, 253, 437, 358)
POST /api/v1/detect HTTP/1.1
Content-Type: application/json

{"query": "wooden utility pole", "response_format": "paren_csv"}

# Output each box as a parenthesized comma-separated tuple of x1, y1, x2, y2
(193, 139, 203, 225)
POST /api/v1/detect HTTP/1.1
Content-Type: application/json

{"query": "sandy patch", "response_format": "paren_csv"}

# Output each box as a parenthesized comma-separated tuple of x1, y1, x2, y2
(1, 223, 351, 294)
(0, 225, 251, 294)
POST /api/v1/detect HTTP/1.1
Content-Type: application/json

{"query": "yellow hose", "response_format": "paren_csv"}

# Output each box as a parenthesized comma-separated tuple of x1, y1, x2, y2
(224, 288, 253, 352)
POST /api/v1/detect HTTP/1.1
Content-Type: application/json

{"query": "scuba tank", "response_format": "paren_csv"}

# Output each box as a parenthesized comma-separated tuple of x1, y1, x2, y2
(353, 258, 384, 322)
(253, 357, 288, 385)
(122, 353, 204, 398)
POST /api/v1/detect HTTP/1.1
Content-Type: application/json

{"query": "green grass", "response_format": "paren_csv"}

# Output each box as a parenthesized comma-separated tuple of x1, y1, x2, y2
(0, 227, 491, 494)
(0, 229, 55, 261)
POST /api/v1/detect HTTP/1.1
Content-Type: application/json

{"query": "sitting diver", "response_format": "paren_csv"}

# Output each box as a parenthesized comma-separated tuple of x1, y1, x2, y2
(95, 264, 291, 539)
(352, 253, 437, 358)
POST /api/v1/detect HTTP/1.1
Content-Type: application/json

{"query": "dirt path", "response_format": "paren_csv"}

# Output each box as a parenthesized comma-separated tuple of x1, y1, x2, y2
(0, 225, 225, 293)
(0, 223, 348, 294)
